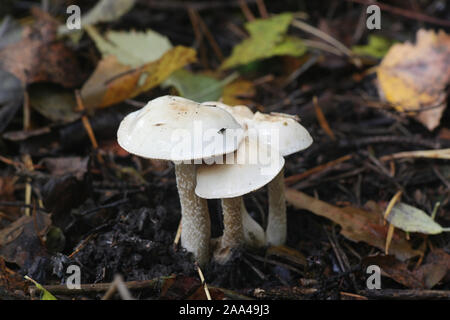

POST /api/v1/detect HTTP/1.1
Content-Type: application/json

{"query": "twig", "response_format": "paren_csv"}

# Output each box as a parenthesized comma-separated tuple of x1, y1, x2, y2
(291, 19, 361, 67)
(255, 0, 268, 18)
(173, 219, 182, 249)
(313, 95, 335, 140)
(37, 276, 175, 295)
(102, 275, 134, 300)
(195, 10, 225, 62)
(285, 155, 353, 185)
(22, 154, 33, 216)
(380, 148, 450, 161)
(75, 90, 104, 165)
(195, 263, 212, 300)
(238, 0, 255, 21)
(346, 0, 450, 27)
(359, 289, 450, 300)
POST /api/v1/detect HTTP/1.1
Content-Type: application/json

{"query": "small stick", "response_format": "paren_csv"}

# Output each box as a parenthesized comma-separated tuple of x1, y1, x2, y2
(195, 10, 224, 62)
(383, 191, 402, 255)
(359, 289, 450, 300)
(173, 219, 182, 249)
(75, 90, 104, 164)
(285, 155, 352, 185)
(195, 263, 211, 300)
(255, 0, 268, 18)
(37, 276, 176, 295)
(313, 96, 335, 140)
(238, 0, 255, 21)
(102, 275, 134, 300)
(291, 19, 361, 67)
(383, 190, 402, 221)
(380, 148, 450, 161)
(187, 7, 208, 68)
(22, 154, 34, 216)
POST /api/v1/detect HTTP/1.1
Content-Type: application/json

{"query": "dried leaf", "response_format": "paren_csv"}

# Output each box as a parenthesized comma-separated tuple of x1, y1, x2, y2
(0, 9, 84, 87)
(81, 46, 196, 108)
(386, 202, 448, 234)
(28, 84, 79, 123)
(0, 211, 51, 267)
(377, 29, 450, 130)
(364, 250, 450, 289)
(86, 26, 172, 67)
(285, 189, 422, 261)
(221, 13, 306, 69)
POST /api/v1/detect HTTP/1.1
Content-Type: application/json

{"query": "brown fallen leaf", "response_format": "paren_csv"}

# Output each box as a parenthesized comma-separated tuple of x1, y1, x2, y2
(363, 249, 450, 289)
(285, 188, 423, 261)
(0, 210, 51, 267)
(0, 8, 84, 88)
(377, 29, 450, 130)
(81, 46, 196, 109)
(0, 257, 28, 294)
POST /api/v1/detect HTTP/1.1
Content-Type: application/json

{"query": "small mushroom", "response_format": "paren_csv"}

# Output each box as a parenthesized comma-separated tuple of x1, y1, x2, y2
(195, 136, 284, 263)
(249, 111, 313, 246)
(201, 102, 265, 248)
(117, 95, 244, 265)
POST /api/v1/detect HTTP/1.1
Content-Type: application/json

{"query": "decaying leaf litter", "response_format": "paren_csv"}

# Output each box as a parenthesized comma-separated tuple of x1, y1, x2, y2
(0, 0, 449, 300)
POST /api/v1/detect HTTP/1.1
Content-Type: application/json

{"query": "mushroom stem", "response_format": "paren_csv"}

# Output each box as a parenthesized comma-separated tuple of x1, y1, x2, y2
(266, 166, 287, 246)
(218, 197, 245, 256)
(175, 163, 210, 266)
(241, 198, 266, 248)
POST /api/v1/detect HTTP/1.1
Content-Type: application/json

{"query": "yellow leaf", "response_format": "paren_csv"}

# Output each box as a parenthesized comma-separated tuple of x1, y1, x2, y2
(377, 29, 450, 130)
(81, 46, 196, 108)
(221, 79, 255, 106)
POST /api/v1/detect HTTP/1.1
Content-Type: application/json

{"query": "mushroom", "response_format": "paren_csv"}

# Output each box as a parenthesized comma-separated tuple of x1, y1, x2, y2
(249, 111, 313, 246)
(195, 136, 284, 263)
(201, 101, 266, 248)
(117, 95, 244, 265)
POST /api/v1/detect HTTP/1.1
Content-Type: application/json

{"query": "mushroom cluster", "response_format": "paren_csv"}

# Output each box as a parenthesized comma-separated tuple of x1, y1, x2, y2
(117, 96, 312, 266)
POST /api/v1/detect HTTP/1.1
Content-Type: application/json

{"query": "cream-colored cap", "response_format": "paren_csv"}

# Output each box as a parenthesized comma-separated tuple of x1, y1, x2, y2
(201, 101, 253, 128)
(117, 96, 244, 161)
(195, 136, 284, 199)
(249, 111, 313, 156)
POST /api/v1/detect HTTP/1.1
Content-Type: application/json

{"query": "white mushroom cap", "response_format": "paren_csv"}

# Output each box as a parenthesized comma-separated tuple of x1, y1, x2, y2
(201, 101, 253, 128)
(195, 136, 285, 199)
(248, 111, 313, 157)
(117, 96, 244, 162)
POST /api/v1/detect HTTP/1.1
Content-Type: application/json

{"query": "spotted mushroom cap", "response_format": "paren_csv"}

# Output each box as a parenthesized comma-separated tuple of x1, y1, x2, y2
(117, 96, 244, 162)
(201, 101, 254, 129)
(248, 111, 313, 157)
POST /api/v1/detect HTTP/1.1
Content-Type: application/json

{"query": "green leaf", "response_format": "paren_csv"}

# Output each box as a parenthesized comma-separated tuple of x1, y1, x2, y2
(162, 70, 238, 102)
(352, 35, 396, 59)
(386, 202, 449, 234)
(86, 26, 173, 67)
(24, 276, 57, 300)
(221, 13, 306, 69)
